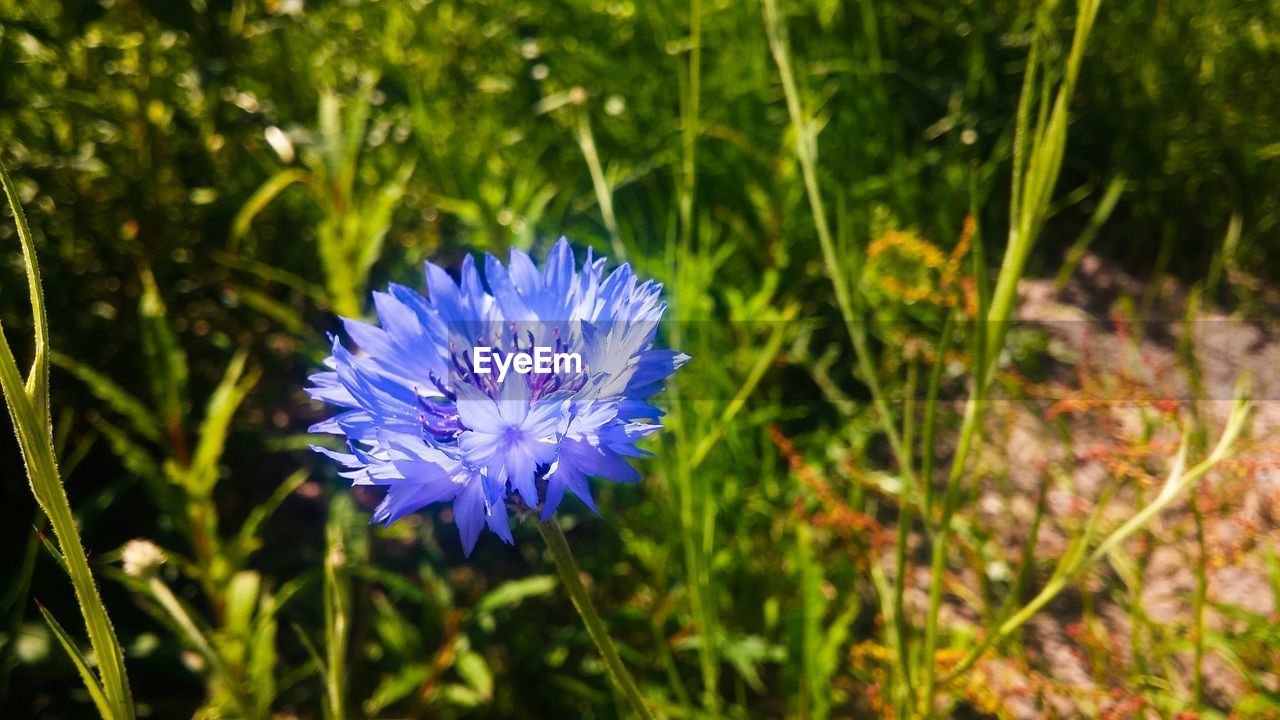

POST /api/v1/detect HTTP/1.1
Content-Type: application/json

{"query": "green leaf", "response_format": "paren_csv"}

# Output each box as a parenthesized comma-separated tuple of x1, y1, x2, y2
(1, 159, 135, 719)
(188, 350, 259, 496)
(339, 74, 378, 185)
(288, 622, 326, 682)
(247, 603, 277, 717)
(36, 602, 112, 719)
(721, 634, 779, 693)
(322, 496, 354, 720)
(364, 663, 431, 715)
(224, 571, 261, 639)
(346, 564, 433, 605)
(141, 576, 232, 688)
(816, 594, 860, 691)
(438, 683, 486, 708)
(231, 469, 307, 564)
(231, 286, 310, 336)
(51, 353, 162, 442)
(138, 266, 189, 437)
(229, 168, 310, 250)
(88, 415, 184, 530)
(88, 415, 162, 483)
(455, 649, 493, 701)
(209, 249, 327, 305)
(473, 575, 557, 616)
(0, 160, 50, 439)
(370, 591, 421, 660)
(429, 195, 486, 224)
(34, 526, 68, 575)
(354, 159, 415, 277)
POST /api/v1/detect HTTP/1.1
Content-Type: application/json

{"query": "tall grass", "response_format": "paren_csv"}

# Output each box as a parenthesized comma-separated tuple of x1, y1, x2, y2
(920, 1, 1102, 713)
(1, 0, 1275, 717)
(1, 159, 133, 719)
(231, 79, 415, 319)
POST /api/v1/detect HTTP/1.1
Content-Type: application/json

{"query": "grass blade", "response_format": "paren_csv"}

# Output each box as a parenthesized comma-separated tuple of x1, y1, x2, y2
(323, 519, 349, 720)
(36, 602, 112, 719)
(50, 352, 162, 443)
(0, 160, 50, 437)
(138, 265, 190, 456)
(188, 350, 259, 497)
(229, 168, 310, 252)
(35, 526, 69, 574)
(231, 468, 308, 563)
(0, 158, 134, 718)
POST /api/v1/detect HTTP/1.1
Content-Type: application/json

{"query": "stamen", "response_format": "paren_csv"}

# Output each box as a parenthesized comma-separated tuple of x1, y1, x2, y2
(428, 371, 457, 401)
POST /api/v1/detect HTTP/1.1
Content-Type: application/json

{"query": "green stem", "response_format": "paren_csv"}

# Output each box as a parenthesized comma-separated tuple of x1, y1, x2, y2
(919, 5, 1102, 714)
(937, 394, 1249, 685)
(537, 518, 654, 720)
(762, 0, 911, 479)
(1190, 496, 1207, 707)
(575, 110, 626, 261)
(674, 2, 718, 711)
(918, 396, 982, 713)
(1, 159, 134, 719)
(890, 361, 919, 716)
(323, 518, 349, 720)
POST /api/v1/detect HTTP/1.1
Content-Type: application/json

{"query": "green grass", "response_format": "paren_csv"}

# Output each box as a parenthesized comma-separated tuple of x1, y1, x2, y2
(1, 0, 1278, 717)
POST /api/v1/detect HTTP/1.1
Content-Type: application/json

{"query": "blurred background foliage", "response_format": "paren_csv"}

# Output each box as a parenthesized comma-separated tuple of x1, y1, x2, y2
(1, 0, 1278, 717)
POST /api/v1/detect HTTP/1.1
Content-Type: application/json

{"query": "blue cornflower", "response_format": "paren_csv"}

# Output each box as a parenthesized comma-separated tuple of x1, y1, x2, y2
(307, 238, 688, 555)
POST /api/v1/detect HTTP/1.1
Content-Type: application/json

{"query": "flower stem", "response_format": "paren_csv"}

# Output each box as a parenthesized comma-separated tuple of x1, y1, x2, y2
(536, 518, 654, 720)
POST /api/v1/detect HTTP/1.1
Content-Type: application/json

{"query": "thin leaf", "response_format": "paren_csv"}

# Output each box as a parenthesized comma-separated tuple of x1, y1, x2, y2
(247, 598, 278, 717)
(231, 469, 308, 563)
(473, 575, 557, 616)
(224, 571, 261, 639)
(36, 602, 112, 719)
(87, 415, 163, 484)
(209, 249, 328, 305)
(354, 159, 415, 277)
(231, 286, 310, 336)
(455, 649, 493, 701)
(1055, 175, 1127, 288)
(143, 576, 235, 693)
(229, 168, 310, 251)
(365, 663, 431, 715)
(87, 415, 185, 532)
(0, 159, 134, 719)
(438, 683, 486, 708)
(138, 266, 189, 440)
(346, 564, 432, 605)
(370, 592, 421, 660)
(51, 353, 161, 442)
(289, 622, 327, 681)
(0, 160, 50, 438)
(322, 499, 352, 720)
(188, 350, 260, 496)
(340, 75, 379, 188)
(721, 634, 781, 694)
(34, 526, 68, 574)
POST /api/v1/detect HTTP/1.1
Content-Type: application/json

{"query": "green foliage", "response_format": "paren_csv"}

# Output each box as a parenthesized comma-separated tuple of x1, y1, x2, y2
(1, 0, 1278, 718)
(232, 80, 416, 318)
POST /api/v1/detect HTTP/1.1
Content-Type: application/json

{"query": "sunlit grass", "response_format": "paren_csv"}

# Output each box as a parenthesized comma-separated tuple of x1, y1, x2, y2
(1, 0, 1277, 717)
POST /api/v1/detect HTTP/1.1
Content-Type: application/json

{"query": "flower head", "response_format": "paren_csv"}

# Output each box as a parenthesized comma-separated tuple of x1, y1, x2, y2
(121, 539, 166, 578)
(308, 238, 688, 555)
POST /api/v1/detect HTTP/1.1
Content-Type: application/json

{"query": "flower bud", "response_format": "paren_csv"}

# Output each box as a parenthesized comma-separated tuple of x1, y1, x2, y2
(121, 539, 166, 578)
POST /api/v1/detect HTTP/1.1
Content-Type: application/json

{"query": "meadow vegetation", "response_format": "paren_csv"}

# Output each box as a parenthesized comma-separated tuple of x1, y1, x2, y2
(2, 0, 1279, 717)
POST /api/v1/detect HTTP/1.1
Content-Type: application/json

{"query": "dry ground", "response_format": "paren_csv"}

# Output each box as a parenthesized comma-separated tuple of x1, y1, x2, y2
(912, 254, 1280, 717)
